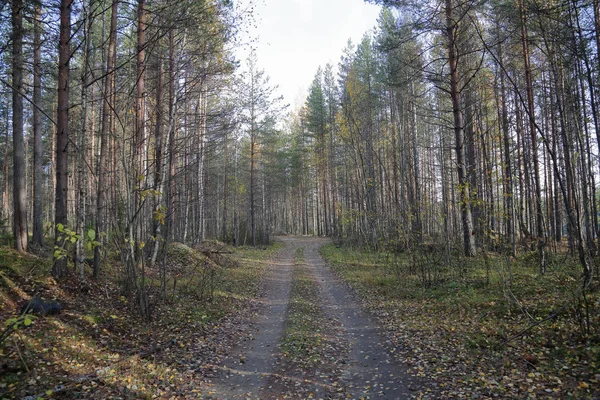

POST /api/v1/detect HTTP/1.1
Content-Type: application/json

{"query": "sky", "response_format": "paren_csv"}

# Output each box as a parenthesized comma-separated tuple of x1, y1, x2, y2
(234, 0, 382, 109)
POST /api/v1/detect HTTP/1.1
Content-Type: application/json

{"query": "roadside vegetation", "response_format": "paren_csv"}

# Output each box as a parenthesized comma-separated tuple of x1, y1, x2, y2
(0, 242, 280, 399)
(321, 244, 600, 399)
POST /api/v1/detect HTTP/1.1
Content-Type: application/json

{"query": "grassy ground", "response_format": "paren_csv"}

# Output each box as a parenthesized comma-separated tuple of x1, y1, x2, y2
(0, 242, 281, 399)
(279, 247, 327, 366)
(320, 244, 600, 399)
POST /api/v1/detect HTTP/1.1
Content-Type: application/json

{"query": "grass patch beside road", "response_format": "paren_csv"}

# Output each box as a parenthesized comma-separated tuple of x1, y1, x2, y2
(320, 244, 600, 399)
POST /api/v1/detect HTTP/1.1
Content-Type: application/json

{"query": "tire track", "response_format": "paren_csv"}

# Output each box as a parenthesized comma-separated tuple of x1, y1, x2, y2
(203, 238, 296, 399)
(303, 237, 418, 399)
(204, 236, 423, 399)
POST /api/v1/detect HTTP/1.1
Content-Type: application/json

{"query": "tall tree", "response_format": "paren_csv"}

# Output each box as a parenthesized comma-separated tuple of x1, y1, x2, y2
(445, 0, 476, 256)
(32, 1, 43, 248)
(94, 0, 118, 279)
(305, 68, 328, 236)
(323, 63, 339, 236)
(238, 50, 283, 246)
(11, 0, 27, 253)
(53, 0, 73, 278)
(76, 0, 94, 279)
(519, 0, 546, 271)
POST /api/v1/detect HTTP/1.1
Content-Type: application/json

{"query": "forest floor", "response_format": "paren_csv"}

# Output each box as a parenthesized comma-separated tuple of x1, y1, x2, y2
(0, 241, 282, 399)
(321, 242, 600, 399)
(1, 237, 599, 399)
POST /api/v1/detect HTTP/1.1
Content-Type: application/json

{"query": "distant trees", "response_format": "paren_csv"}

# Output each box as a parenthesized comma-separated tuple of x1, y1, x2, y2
(237, 50, 284, 246)
(1, 0, 599, 299)
(279, 0, 597, 290)
(274, 0, 599, 294)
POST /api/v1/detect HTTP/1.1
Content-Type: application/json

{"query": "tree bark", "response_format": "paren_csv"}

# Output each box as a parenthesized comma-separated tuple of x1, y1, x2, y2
(197, 83, 206, 243)
(12, 0, 27, 254)
(2, 108, 9, 229)
(94, 0, 118, 279)
(32, 2, 43, 248)
(250, 109, 256, 246)
(499, 45, 515, 256)
(135, 0, 148, 318)
(136, 0, 146, 179)
(76, 0, 93, 280)
(150, 51, 164, 266)
(53, 0, 73, 278)
(446, 0, 476, 256)
(519, 0, 546, 272)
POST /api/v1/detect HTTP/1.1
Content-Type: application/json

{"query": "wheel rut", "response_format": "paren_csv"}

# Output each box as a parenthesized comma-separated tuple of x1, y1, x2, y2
(203, 238, 296, 399)
(204, 236, 422, 399)
(304, 238, 418, 399)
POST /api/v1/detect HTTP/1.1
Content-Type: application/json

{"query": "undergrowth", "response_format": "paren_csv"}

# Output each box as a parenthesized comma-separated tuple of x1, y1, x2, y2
(0, 242, 281, 399)
(320, 244, 600, 399)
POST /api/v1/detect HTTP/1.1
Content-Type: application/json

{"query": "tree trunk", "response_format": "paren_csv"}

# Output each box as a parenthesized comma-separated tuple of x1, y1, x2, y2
(410, 83, 423, 244)
(150, 51, 164, 266)
(446, 0, 476, 256)
(2, 109, 9, 229)
(32, 3, 43, 248)
(519, 0, 546, 273)
(135, 0, 148, 318)
(222, 128, 229, 241)
(250, 115, 256, 246)
(76, 0, 93, 280)
(94, 0, 118, 279)
(497, 37, 516, 256)
(53, 0, 72, 278)
(197, 83, 206, 243)
(12, 0, 27, 254)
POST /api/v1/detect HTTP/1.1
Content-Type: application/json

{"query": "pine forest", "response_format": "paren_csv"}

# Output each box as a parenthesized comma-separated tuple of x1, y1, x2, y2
(0, 0, 599, 398)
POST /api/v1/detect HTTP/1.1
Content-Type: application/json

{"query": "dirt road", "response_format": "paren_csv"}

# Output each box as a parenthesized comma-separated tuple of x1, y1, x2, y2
(204, 236, 420, 399)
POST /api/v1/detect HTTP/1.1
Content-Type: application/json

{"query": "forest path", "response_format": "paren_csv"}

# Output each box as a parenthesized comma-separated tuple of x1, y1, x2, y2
(301, 237, 416, 399)
(202, 237, 296, 399)
(204, 236, 418, 399)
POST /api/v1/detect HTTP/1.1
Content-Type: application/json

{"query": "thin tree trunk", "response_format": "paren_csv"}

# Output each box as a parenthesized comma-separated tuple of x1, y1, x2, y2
(197, 83, 206, 243)
(76, 0, 93, 280)
(161, 27, 176, 296)
(150, 50, 164, 266)
(135, 0, 148, 318)
(2, 108, 9, 229)
(519, 0, 546, 272)
(94, 0, 118, 279)
(410, 83, 422, 244)
(223, 128, 229, 241)
(32, 3, 43, 248)
(250, 102, 256, 246)
(53, 0, 72, 278)
(514, 88, 528, 243)
(446, 0, 476, 256)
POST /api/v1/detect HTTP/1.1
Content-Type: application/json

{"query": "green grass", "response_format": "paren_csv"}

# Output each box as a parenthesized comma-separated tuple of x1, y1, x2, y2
(320, 243, 600, 399)
(279, 247, 326, 366)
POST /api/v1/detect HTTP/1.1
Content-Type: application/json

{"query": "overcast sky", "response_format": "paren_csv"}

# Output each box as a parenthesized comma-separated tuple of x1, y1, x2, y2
(234, 0, 382, 109)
